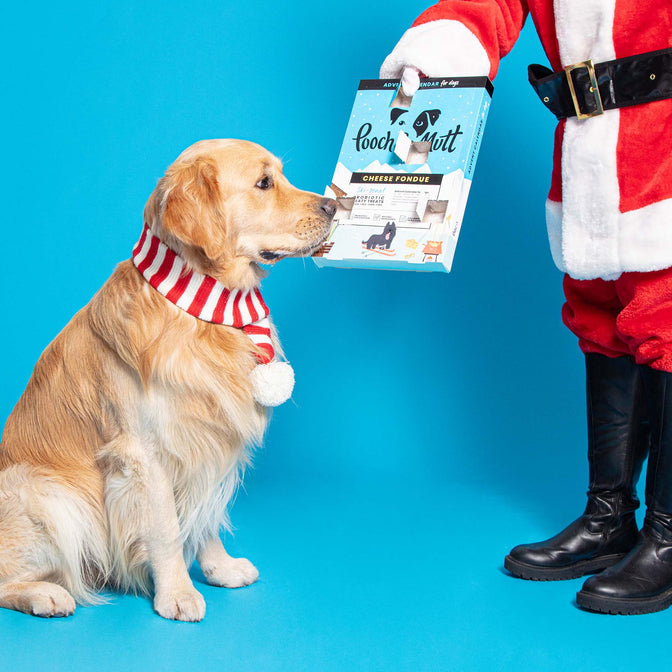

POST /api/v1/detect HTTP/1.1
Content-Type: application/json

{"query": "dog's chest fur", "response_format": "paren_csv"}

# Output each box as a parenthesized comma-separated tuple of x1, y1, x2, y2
(137, 345, 268, 477)
(136, 360, 267, 553)
(90, 264, 270, 555)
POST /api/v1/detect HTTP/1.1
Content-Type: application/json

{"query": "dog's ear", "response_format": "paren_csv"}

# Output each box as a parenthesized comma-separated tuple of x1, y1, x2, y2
(159, 156, 226, 260)
(390, 108, 408, 125)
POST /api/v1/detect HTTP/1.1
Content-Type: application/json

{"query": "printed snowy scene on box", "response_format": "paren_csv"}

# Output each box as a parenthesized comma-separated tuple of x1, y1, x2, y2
(313, 77, 493, 272)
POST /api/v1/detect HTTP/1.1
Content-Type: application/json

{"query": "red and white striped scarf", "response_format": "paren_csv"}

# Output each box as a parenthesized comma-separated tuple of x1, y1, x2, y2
(132, 224, 274, 363)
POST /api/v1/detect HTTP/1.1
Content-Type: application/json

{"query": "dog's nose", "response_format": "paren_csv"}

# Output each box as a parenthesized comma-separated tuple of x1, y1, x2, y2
(319, 198, 338, 218)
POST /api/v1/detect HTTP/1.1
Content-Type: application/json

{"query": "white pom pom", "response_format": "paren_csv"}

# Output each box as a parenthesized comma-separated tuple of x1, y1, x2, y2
(250, 360, 295, 407)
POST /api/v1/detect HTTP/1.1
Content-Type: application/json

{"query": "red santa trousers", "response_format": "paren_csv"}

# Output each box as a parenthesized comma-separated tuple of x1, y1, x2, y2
(563, 268, 672, 373)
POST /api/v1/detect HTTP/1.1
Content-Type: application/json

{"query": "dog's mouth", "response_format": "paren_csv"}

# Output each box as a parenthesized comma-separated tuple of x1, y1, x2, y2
(260, 250, 283, 262)
(257, 224, 330, 265)
(258, 239, 325, 265)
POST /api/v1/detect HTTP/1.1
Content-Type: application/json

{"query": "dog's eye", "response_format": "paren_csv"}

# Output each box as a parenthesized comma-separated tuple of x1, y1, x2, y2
(256, 176, 273, 190)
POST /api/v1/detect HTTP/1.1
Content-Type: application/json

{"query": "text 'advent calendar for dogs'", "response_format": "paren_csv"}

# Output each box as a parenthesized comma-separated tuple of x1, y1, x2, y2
(313, 77, 493, 272)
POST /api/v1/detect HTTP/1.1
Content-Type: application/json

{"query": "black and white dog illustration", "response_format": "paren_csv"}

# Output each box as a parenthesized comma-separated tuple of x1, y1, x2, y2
(363, 221, 397, 250)
(390, 108, 408, 127)
(390, 108, 441, 137)
(413, 109, 441, 136)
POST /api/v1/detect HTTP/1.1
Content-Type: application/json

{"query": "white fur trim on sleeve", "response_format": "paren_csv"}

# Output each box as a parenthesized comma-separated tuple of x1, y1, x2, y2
(380, 20, 491, 79)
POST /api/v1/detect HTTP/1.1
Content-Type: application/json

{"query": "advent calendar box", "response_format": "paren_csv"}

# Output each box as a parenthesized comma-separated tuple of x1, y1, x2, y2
(313, 77, 493, 272)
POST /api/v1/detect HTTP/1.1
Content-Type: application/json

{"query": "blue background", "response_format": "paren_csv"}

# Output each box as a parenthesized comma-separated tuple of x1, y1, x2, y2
(1, 1, 667, 670)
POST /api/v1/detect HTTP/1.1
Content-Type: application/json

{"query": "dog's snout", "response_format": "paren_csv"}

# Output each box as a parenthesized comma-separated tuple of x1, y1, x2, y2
(319, 198, 338, 218)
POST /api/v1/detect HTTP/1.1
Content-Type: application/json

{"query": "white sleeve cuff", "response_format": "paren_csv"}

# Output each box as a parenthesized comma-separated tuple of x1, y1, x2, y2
(380, 20, 491, 79)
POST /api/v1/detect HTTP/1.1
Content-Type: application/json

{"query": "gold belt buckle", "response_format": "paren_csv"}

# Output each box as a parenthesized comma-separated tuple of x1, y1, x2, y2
(564, 59, 604, 120)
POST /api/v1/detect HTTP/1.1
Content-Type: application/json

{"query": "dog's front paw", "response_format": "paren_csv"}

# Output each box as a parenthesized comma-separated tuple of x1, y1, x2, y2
(154, 587, 206, 622)
(203, 556, 259, 588)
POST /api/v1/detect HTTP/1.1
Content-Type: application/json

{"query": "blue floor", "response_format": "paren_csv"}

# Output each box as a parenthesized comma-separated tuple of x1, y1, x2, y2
(1, 465, 668, 671)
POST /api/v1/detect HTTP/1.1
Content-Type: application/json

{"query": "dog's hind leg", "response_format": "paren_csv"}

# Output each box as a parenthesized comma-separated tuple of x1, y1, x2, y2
(0, 505, 77, 618)
(0, 467, 76, 617)
(0, 581, 75, 617)
(0, 463, 106, 617)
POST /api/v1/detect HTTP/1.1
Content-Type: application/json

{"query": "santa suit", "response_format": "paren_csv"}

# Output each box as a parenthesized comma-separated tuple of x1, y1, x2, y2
(381, 0, 672, 373)
(382, 1, 672, 614)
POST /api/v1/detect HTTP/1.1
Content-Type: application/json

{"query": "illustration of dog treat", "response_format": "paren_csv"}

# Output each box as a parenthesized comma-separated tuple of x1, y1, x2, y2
(314, 76, 492, 272)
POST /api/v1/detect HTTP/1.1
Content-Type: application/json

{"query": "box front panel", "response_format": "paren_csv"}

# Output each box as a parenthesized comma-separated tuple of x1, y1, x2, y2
(315, 78, 492, 272)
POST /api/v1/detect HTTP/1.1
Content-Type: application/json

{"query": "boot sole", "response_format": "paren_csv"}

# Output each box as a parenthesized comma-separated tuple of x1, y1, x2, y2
(504, 553, 627, 581)
(576, 586, 672, 615)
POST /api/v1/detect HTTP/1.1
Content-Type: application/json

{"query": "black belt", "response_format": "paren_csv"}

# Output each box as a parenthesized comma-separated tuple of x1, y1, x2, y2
(528, 47, 672, 120)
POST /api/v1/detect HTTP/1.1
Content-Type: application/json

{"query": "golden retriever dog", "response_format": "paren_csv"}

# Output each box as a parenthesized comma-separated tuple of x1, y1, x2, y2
(0, 139, 336, 621)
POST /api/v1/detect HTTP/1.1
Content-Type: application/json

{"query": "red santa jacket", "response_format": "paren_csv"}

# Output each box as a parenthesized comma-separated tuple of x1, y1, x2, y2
(381, 1, 672, 280)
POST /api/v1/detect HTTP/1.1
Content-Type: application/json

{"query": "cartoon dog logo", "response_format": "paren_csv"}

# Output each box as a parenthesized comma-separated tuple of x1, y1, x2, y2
(390, 108, 441, 137)
(363, 221, 397, 250)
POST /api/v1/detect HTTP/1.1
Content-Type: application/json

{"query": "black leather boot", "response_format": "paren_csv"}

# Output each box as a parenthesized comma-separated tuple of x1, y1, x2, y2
(504, 353, 649, 581)
(577, 366, 672, 614)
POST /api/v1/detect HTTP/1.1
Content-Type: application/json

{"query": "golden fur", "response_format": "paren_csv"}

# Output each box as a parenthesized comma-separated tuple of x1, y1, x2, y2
(0, 139, 334, 620)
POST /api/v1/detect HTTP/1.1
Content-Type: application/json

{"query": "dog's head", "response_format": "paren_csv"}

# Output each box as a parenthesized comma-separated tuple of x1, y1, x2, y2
(383, 222, 396, 236)
(144, 139, 336, 290)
